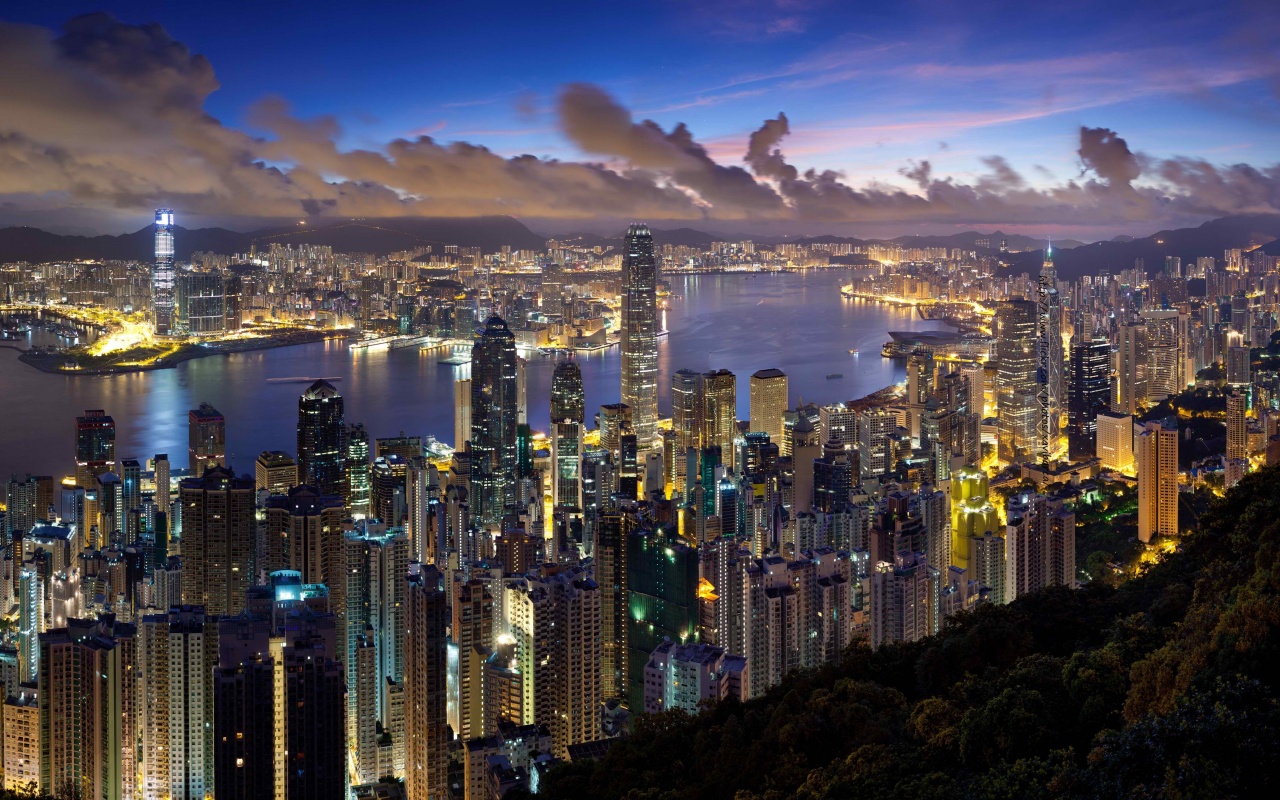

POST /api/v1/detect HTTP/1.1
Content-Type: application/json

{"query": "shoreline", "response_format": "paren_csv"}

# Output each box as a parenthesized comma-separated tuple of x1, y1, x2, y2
(14, 329, 350, 376)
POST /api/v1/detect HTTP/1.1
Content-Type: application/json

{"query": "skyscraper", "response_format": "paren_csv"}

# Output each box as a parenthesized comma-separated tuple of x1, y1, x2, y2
(154, 208, 176, 336)
(1136, 419, 1179, 543)
(1113, 323, 1147, 415)
(405, 564, 448, 800)
(620, 224, 658, 451)
(702, 369, 738, 469)
(179, 466, 255, 616)
(749, 368, 788, 449)
(188, 402, 226, 473)
(626, 526, 698, 709)
(74, 409, 115, 490)
(471, 315, 519, 526)
(996, 299, 1037, 463)
(254, 450, 297, 496)
(297, 380, 346, 498)
(550, 360, 585, 510)
(139, 605, 216, 800)
(346, 422, 372, 517)
(1036, 249, 1063, 462)
(1067, 334, 1111, 461)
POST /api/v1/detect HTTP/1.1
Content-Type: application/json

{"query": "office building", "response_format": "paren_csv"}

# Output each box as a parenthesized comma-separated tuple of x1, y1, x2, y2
(153, 208, 176, 335)
(346, 422, 372, 517)
(1113, 323, 1147, 415)
(996, 299, 1038, 463)
(550, 361, 584, 510)
(1036, 249, 1063, 462)
(255, 450, 297, 496)
(188, 402, 226, 472)
(1067, 334, 1111, 460)
(626, 527, 698, 709)
(620, 224, 659, 450)
(297, 380, 346, 498)
(749, 369, 788, 451)
(471, 316, 519, 526)
(75, 410, 116, 490)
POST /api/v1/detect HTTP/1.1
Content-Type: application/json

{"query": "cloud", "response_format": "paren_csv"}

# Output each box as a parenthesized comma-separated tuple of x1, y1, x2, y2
(0, 14, 1278, 234)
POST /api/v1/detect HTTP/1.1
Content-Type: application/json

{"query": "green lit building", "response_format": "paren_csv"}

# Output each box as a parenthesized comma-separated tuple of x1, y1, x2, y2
(626, 525, 699, 709)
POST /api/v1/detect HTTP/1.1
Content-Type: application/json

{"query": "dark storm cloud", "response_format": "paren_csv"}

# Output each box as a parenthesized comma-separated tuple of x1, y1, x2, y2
(1, 14, 1279, 231)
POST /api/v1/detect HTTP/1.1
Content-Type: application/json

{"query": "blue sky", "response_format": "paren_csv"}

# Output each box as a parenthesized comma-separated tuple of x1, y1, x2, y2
(3, 0, 1278, 237)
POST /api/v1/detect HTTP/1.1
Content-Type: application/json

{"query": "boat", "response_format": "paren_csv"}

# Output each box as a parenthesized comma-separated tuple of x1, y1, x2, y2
(826, 373, 843, 380)
(848, 348, 859, 355)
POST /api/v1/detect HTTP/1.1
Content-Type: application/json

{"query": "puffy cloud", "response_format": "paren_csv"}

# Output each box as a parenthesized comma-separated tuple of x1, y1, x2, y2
(0, 14, 1278, 233)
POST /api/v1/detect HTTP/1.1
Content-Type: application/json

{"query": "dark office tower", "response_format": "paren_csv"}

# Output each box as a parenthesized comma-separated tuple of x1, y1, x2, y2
(1036, 249, 1063, 463)
(345, 423, 371, 517)
(283, 638, 347, 800)
(371, 454, 407, 526)
(179, 466, 255, 616)
(188, 402, 226, 472)
(596, 512, 632, 701)
(153, 209, 176, 335)
(213, 657, 275, 799)
(405, 564, 448, 800)
(626, 525, 698, 709)
(620, 223, 658, 451)
(996, 299, 1038, 463)
(1067, 334, 1112, 461)
(75, 409, 116, 489)
(470, 316, 519, 526)
(297, 380, 346, 499)
(551, 361, 585, 510)
(119, 458, 142, 540)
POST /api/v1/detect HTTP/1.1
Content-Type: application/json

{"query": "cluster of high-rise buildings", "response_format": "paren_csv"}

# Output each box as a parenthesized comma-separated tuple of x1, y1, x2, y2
(4, 215, 1280, 799)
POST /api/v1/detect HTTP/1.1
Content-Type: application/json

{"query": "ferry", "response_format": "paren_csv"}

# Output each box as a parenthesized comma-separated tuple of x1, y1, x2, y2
(826, 373, 843, 380)
(848, 348, 859, 355)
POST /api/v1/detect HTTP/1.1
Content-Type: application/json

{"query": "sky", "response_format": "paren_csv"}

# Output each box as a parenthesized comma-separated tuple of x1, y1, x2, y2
(1, 0, 1278, 239)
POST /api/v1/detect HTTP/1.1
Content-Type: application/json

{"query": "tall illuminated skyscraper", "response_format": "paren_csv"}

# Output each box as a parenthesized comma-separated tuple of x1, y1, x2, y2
(471, 315, 519, 526)
(405, 564, 448, 800)
(297, 380, 346, 498)
(749, 368, 788, 452)
(620, 224, 658, 451)
(1035, 248, 1063, 463)
(996, 299, 1037, 463)
(550, 360, 585, 510)
(1136, 419, 1178, 543)
(154, 208, 176, 336)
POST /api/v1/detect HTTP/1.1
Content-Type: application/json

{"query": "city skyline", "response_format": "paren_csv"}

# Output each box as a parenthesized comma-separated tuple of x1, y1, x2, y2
(0, 3, 1278, 238)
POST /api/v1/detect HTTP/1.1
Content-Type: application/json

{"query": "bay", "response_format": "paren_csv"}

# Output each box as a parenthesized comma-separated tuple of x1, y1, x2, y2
(0, 270, 951, 479)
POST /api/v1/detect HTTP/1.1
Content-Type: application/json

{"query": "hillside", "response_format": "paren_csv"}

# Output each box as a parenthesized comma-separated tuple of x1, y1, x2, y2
(0, 215, 546, 262)
(534, 468, 1280, 800)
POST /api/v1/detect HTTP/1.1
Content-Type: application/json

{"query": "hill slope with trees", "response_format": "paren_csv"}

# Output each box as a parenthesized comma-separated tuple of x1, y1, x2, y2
(535, 467, 1280, 800)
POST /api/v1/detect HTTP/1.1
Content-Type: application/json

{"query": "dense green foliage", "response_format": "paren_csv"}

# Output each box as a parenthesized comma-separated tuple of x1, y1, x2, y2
(536, 467, 1280, 799)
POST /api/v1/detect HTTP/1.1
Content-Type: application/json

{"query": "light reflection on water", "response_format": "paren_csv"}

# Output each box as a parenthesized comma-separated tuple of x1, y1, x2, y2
(0, 270, 951, 477)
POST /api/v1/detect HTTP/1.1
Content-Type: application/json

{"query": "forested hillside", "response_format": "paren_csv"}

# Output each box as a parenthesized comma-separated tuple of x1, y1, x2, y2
(535, 467, 1280, 800)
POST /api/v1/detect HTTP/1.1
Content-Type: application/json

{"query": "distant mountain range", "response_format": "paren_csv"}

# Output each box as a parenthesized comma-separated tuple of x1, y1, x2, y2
(2, 214, 1277, 277)
(0, 216, 546, 262)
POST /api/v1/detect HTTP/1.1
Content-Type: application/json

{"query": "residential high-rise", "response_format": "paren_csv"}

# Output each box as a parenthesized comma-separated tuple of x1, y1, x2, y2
(179, 465, 255, 615)
(996, 299, 1038, 463)
(405, 564, 449, 800)
(1113, 323, 1147, 414)
(471, 315, 519, 526)
(453, 578, 494, 741)
(1005, 493, 1076, 602)
(3, 685, 40, 793)
(1227, 391, 1248, 462)
(254, 450, 297, 496)
(858, 409, 898, 479)
(139, 605, 216, 800)
(281, 638, 347, 800)
(188, 402, 226, 472)
(75, 409, 116, 490)
(749, 369, 788, 450)
(595, 512, 632, 700)
(1067, 334, 1111, 461)
(620, 224, 658, 451)
(454, 377, 472, 449)
(503, 563, 602, 757)
(643, 640, 747, 714)
(297, 380, 346, 498)
(1136, 419, 1179, 543)
(1036, 249, 1063, 463)
(154, 209, 176, 336)
(154, 453, 172, 532)
(870, 551, 941, 649)
(550, 361, 585, 510)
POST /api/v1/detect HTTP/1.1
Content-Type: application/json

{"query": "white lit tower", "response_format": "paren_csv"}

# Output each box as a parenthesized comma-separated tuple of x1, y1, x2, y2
(621, 224, 658, 450)
(154, 209, 176, 336)
(1035, 242, 1063, 463)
